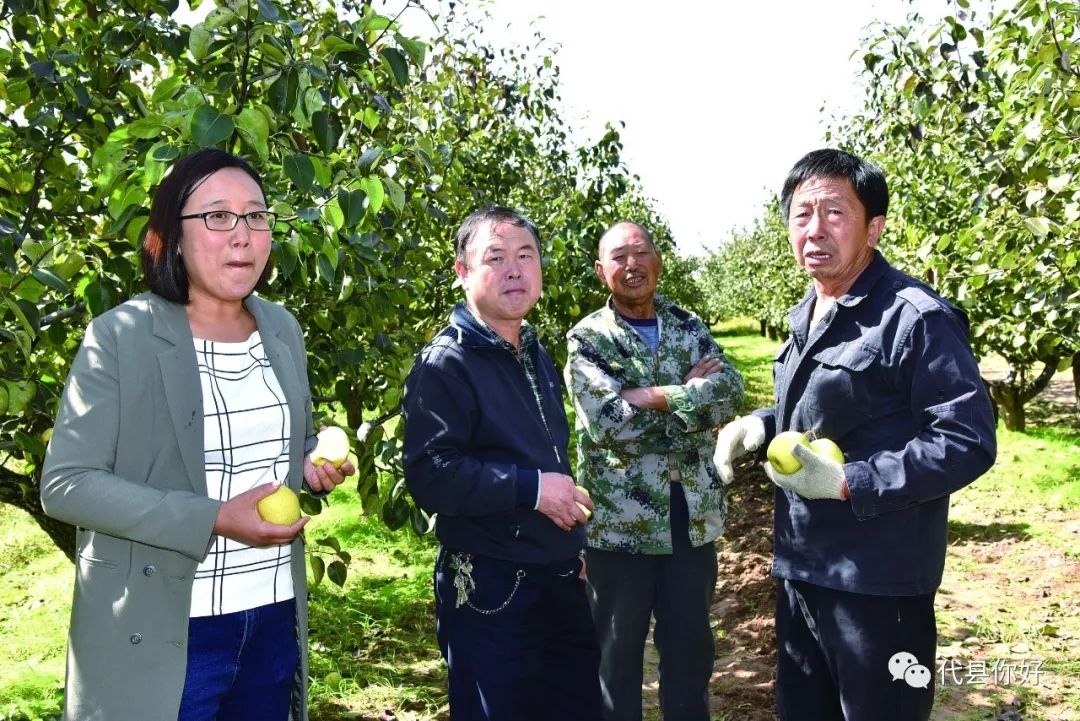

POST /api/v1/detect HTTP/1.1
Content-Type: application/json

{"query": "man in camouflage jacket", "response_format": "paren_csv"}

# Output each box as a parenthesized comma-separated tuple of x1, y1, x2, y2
(565, 221, 745, 721)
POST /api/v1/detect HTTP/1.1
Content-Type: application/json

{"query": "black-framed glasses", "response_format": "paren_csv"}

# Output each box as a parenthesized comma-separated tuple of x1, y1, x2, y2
(178, 210, 277, 231)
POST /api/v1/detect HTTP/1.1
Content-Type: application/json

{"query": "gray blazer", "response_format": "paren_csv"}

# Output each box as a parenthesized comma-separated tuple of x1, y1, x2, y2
(41, 292, 316, 721)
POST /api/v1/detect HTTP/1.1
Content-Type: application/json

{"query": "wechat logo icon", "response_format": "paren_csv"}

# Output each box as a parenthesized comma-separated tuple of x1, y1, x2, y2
(889, 651, 932, 689)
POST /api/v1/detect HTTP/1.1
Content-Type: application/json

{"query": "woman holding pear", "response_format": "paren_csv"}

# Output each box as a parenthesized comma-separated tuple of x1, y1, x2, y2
(40, 149, 353, 721)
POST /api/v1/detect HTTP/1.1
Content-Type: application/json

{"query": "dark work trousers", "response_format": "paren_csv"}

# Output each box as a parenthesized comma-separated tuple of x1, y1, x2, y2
(585, 482, 718, 721)
(775, 579, 937, 721)
(433, 548, 602, 721)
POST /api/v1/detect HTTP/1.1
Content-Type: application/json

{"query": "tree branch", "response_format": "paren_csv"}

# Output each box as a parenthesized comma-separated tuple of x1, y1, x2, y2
(1046, 0, 1080, 79)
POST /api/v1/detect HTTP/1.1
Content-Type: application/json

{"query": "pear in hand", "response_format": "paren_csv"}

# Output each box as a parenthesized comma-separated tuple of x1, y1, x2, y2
(808, 438, 844, 465)
(257, 485, 302, 525)
(766, 431, 811, 474)
(576, 486, 592, 521)
(311, 426, 350, 468)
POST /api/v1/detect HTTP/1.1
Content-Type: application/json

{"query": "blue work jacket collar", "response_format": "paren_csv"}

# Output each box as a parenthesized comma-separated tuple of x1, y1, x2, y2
(789, 250, 888, 346)
(449, 302, 538, 355)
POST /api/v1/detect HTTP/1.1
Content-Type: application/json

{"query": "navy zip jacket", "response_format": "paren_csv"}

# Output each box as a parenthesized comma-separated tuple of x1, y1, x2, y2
(755, 251, 997, 595)
(403, 303, 584, 564)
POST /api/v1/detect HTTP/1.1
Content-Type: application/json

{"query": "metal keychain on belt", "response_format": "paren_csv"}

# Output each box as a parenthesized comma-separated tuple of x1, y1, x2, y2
(448, 552, 526, 614)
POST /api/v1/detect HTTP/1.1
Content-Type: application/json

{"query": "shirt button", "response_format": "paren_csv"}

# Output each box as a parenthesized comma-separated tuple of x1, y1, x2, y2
(130, 633, 143, 645)
(892, 280, 903, 289)
(143, 565, 156, 577)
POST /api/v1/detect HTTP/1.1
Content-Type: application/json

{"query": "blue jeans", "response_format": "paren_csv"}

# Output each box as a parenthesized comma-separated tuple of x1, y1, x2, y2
(434, 548, 602, 721)
(178, 599, 299, 721)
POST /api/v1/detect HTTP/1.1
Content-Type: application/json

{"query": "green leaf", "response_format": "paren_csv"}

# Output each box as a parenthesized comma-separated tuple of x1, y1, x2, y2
(361, 107, 380, 132)
(320, 35, 361, 57)
(283, 153, 315, 192)
(316, 253, 336, 283)
(237, 107, 270, 161)
(338, 188, 366, 228)
(327, 560, 347, 586)
(309, 555, 325, 586)
(315, 536, 342, 553)
(1023, 217, 1051, 237)
(151, 75, 184, 103)
(379, 47, 408, 86)
(359, 177, 384, 215)
(189, 24, 212, 62)
(272, 239, 299, 279)
(127, 117, 164, 139)
(395, 34, 427, 67)
(5, 298, 38, 335)
(14, 429, 47, 456)
(31, 267, 70, 293)
(1047, 174, 1071, 194)
(322, 197, 344, 231)
(381, 495, 410, 530)
(357, 147, 382, 174)
(189, 105, 235, 147)
(268, 68, 300, 114)
(312, 110, 340, 154)
(299, 492, 322, 516)
(80, 276, 118, 317)
(256, 0, 280, 22)
(152, 143, 181, 162)
(383, 177, 405, 215)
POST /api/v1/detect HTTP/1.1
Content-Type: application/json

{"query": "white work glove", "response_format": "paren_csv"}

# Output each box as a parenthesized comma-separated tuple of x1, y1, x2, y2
(764, 443, 846, 500)
(713, 415, 766, 485)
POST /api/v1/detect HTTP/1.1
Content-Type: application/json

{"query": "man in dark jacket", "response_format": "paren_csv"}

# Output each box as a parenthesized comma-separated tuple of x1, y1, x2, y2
(403, 206, 601, 721)
(713, 149, 997, 721)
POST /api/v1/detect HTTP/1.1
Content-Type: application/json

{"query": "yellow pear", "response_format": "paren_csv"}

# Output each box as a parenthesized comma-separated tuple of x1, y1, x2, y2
(575, 485, 592, 520)
(809, 438, 844, 465)
(257, 485, 301, 525)
(766, 431, 811, 474)
(311, 426, 350, 468)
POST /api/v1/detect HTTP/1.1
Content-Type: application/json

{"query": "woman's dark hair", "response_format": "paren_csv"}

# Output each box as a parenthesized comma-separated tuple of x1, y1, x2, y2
(780, 148, 889, 225)
(141, 149, 271, 303)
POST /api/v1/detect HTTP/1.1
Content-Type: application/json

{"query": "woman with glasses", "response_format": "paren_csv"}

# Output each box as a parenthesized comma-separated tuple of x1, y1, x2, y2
(41, 149, 353, 721)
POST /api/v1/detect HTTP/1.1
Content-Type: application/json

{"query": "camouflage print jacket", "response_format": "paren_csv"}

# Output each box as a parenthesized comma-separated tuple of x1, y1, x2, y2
(565, 295, 745, 553)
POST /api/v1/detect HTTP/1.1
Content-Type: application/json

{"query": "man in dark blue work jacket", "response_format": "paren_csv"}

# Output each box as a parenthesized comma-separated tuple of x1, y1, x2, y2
(713, 149, 997, 721)
(403, 206, 601, 721)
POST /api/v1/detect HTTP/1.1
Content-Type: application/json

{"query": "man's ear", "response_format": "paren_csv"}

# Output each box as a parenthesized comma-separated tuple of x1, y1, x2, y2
(454, 259, 469, 283)
(594, 259, 606, 285)
(867, 216, 886, 248)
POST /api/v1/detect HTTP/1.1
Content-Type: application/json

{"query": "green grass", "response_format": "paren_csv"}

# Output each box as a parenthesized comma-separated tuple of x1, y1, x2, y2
(303, 490, 445, 720)
(2, 329, 1077, 720)
(713, 325, 779, 413)
(0, 507, 69, 721)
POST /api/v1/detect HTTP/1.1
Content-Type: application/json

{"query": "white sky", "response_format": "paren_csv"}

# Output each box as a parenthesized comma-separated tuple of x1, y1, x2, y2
(181, 0, 986, 255)
(396, 0, 980, 256)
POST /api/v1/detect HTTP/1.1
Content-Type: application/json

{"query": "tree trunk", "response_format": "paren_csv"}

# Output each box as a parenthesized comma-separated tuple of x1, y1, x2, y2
(760, 319, 767, 337)
(0, 470, 76, 563)
(991, 385, 1026, 431)
(1073, 351, 1079, 417)
(984, 358, 1059, 433)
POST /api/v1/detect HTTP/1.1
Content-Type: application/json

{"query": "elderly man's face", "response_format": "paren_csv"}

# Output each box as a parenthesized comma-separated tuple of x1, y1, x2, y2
(595, 223, 662, 308)
(455, 220, 542, 329)
(787, 176, 884, 294)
